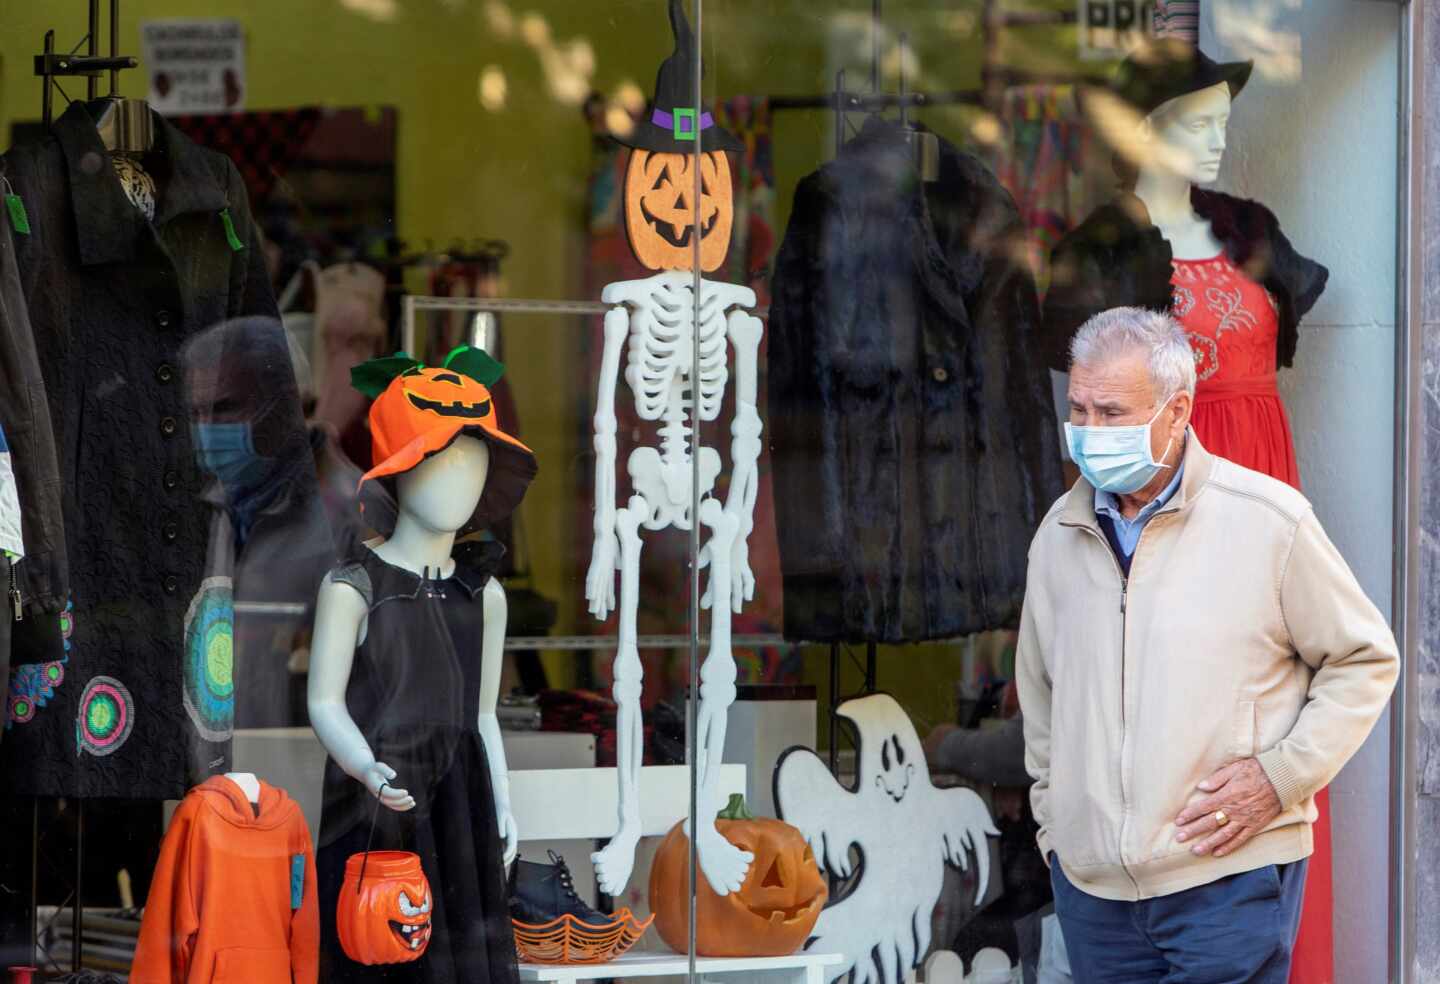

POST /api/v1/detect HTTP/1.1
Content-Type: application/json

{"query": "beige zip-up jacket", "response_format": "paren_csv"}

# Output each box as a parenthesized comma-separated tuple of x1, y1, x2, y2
(1017, 433, 1398, 901)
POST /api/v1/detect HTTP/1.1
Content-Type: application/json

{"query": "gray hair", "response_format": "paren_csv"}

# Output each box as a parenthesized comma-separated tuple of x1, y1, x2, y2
(1069, 307, 1197, 398)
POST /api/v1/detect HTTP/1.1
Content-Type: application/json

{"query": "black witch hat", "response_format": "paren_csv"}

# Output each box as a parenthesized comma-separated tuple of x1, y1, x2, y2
(618, 0, 742, 155)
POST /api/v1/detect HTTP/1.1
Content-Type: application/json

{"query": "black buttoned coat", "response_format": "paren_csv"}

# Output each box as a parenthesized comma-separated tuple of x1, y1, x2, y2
(0, 101, 277, 798)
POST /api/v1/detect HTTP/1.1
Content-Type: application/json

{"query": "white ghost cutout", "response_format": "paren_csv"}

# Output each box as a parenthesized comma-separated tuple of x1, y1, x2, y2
(775, 693, 1000, 984)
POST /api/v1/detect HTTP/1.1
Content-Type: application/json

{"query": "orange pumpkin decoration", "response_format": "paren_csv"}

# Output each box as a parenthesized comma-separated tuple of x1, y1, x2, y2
(337, 851, 434, 965)
(624, 149, 733, 273)
(649, 794, 827, 957)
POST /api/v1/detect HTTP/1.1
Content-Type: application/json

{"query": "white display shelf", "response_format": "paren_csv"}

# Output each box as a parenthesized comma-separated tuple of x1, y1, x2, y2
(518, 950, 845, 984)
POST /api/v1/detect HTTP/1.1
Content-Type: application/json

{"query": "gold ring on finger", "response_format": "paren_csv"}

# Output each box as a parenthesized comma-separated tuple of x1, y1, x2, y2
(1214, 810, 1229, 828)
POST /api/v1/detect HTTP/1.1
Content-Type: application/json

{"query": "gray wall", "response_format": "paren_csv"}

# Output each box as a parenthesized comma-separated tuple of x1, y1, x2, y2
(1200, 3, 1402, 981)
(1415, 0, 1440, 979)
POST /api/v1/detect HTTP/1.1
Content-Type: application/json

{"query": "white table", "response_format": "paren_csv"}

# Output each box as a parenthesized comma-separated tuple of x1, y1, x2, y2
(518, 951, 844, 984)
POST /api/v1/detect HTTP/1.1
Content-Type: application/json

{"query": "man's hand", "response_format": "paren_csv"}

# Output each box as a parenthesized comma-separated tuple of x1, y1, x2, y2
(923, 723, 959, 766)
(1173, 758, 1282, 857)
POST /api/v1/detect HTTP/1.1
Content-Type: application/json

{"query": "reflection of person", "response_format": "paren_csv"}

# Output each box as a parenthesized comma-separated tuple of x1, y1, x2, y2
(182, 317, 355, 730)
(1017, 308, 1397, 982)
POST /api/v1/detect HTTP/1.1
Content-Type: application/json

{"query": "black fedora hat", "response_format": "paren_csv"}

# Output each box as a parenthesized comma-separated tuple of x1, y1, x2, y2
(617, 0, 742, 155)
(1109, 38, 1253, 116)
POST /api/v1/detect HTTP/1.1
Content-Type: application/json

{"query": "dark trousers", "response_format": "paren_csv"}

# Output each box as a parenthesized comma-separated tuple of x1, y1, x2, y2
(1051, 856, 1309, 984)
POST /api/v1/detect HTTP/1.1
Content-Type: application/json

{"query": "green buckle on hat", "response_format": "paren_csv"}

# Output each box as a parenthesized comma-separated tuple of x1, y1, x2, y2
(672, 108, 698, 141)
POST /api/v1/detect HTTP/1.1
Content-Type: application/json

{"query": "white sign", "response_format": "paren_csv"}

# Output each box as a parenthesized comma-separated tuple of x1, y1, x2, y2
(140, 19, 246, 115)
(1077, 0, 1158, 60)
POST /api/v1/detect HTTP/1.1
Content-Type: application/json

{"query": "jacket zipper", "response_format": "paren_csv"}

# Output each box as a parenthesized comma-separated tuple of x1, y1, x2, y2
(6, 553, 20, 622)
(1075, 524, 1140, 894)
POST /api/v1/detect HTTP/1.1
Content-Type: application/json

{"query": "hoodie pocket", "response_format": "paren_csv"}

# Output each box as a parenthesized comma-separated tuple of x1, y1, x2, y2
(212, 945, 291, 983)
(1232, 700, 1257, 759)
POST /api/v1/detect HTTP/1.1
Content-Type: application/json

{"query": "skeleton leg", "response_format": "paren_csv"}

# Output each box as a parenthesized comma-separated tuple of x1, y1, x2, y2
(692, 498, 753, 895)
(591, 494, 649, 896)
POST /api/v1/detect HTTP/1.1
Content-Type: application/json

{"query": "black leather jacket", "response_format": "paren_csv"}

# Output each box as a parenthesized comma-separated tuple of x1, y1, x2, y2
(1040, 189, 1329, 372)
(768, 119, 1063, 644)
(0, 211, 67, 622)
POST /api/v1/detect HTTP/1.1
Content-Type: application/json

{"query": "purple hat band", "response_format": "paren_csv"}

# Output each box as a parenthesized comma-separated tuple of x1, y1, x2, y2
(651, 108, 715, 138)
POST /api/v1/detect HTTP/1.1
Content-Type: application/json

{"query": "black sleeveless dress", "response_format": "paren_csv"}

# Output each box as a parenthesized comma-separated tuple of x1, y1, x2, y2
(317, 545, 519, 983)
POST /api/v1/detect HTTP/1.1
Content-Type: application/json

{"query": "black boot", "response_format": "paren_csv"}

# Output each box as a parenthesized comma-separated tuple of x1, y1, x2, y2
(509, 850, 609, 925)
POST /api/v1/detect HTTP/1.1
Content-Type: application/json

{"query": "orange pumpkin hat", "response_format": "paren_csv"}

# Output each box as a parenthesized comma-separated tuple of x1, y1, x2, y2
(351, 346, 537, 531)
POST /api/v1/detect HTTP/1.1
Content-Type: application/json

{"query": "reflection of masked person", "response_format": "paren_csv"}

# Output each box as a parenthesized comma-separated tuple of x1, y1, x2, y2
(183, 318, 312, 547)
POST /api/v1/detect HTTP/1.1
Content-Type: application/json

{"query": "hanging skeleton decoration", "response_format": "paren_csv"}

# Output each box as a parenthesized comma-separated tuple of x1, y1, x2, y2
(585, 0, 762, 898)
(774, 694, 1000, 984)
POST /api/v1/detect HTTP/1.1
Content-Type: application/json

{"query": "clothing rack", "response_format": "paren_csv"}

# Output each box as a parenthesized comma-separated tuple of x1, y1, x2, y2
(766, 0, 1081, 775)
(33, 0, 138, 127)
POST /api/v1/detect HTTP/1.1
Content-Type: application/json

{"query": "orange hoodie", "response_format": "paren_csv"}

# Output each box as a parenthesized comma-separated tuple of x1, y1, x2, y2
(132, 776, 319, 984)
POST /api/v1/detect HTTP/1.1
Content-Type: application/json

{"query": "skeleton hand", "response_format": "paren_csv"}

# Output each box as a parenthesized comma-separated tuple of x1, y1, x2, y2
(729, 535, 755, 612)
(698, 531, 754, 612)
(586, 527, 619, 619)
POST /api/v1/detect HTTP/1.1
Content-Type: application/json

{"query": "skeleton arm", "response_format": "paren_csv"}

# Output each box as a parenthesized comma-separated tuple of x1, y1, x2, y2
(585, 304, 630, 619)
(703, 308, 763, 612)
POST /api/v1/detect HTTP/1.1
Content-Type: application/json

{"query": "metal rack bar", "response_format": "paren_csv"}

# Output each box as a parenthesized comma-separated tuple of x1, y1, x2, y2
(401, 294, 770, 356)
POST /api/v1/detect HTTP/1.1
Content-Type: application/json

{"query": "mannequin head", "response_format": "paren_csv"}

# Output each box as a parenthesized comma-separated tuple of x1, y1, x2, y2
(1134, 81, 1231, 186)
(394, 435, 491, 535)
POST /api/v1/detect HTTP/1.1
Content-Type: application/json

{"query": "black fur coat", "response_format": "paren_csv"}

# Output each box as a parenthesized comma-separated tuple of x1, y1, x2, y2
(767, 119, 1063, 644)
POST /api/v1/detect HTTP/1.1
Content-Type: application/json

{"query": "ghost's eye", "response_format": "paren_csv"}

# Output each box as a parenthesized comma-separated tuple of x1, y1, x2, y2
(398, 891, 423, 918)
(881, 739, 891, 772)
(894, 735, 906, 765)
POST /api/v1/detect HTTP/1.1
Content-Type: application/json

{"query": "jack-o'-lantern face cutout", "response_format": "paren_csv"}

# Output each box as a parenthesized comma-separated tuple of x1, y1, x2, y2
(402, 369, 493, 421)
(625, 149, 733, 273)
(337, 852, 434, 965)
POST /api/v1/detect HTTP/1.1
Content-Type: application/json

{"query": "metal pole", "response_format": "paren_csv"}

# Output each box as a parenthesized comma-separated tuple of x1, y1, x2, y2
(828, 643, 840, 774)
(834, 69, 846, 158)
(87, 0, 99, 101)
(109, 0, 119, 95)
(1389, 1, 1423, 980)
(687, 3, 702, 980)
(29, 800, 38, 969)
(41, 31, 55, 127)
(871, 0, 881, 93)
(865, 641, 877, 694)
(72, 801, 82, 972)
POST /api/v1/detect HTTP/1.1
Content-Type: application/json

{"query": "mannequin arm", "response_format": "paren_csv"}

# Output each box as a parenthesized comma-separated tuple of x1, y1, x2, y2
(306, 577, 415, 811)
(703, 309, 762, 613)
(477, 577, 518, 866)
(585, 306, 629, 619)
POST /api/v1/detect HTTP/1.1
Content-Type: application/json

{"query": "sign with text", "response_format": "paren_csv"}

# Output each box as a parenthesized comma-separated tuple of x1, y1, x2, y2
(140, 19, 246, 115)
(1077, 0, 1158, 60)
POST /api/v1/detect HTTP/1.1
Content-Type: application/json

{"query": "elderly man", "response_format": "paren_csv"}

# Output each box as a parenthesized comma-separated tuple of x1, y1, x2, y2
(1017, 307, 1398, 982)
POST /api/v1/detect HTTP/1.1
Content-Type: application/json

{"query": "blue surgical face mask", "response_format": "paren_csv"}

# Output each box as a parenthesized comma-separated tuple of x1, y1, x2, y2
(1064, 397, 1177, 495)
(192, 421, 271, 491)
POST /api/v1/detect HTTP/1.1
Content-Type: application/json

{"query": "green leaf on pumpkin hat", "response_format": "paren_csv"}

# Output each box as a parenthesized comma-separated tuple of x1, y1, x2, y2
(350, 352, 425, 398)
(442, 345, 506, 388)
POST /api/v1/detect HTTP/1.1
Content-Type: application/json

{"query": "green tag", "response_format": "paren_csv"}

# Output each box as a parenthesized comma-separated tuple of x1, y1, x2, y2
(6, 195, 30, 235)
(219, 209, 244, 252)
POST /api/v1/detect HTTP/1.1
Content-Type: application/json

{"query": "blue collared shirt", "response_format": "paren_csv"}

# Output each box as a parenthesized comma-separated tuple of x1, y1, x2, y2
(1094, 462, 1185, 575)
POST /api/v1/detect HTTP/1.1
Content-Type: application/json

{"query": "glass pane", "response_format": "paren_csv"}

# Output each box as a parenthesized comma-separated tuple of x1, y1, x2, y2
(0, 3, 1402, 984)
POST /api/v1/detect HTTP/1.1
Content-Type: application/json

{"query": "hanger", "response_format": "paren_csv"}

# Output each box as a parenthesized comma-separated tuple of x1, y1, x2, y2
(93, 96, 155, 154)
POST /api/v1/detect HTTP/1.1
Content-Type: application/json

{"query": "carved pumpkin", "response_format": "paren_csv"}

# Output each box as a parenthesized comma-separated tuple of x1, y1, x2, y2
(649, 794, 827, 956)
(624, 149, 733, 273)
(337, 851, 434, 965)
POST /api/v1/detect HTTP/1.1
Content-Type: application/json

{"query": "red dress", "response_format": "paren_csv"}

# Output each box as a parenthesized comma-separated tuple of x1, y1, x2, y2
(1171, 253, 1333, 984)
